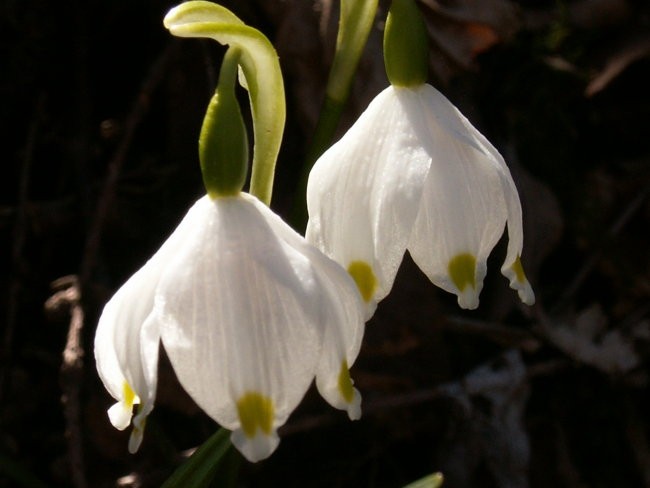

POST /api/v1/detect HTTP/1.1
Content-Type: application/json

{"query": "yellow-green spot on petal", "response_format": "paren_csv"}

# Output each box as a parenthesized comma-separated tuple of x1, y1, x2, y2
(511, 255, 527, 283)
(448, 253, 477, 292)
(237, 392, 274, 439)
(338, 360, 355, 403)
(347, 261, 377, 303)
(123, 381, 138, 409)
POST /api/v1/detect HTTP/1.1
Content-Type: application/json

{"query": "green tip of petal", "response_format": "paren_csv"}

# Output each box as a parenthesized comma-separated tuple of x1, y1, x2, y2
(337, 360, 355, 404)
(448, 253, 481, 309)
(383, 0, 429, 87)
(123, 381, 138, 409)
(511, 255, 527, 283)
(448, 253, 477, 292)
(506, 255, 536, 306)
(347, 261, 377, 303)
(237, 392, 275, 439)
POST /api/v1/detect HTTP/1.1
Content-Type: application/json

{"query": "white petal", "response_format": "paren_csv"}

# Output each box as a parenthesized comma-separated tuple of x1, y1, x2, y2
(310, 254, 365, 418)
(496, 171, 536, 305)
(306, 86, 433, 313)
(406, 85, 508, 309)
(298, 238, 365, 417)
(107, 401, 133, 431)
(156, 195, 323, 444)
(230, 429, 280, 463)
(250, 195, 367, 419)
(94, 196, 203, 437)
(415, 84, 534, 305)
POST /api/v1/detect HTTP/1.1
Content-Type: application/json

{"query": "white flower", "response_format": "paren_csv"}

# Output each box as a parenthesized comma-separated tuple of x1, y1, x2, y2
(306, 83, 535, 314)
(94, 192, 365, 462)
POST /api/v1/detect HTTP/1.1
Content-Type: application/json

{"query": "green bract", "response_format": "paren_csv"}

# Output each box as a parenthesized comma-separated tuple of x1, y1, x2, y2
(164, 1, 285, 205)
(383, 0, 429, 87)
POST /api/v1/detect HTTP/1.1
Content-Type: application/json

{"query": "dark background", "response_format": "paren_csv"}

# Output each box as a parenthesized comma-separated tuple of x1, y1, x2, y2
(1, 0, 649, 487)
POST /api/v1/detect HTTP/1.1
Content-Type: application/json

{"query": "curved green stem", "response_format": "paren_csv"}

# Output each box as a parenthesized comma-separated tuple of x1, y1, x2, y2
(165, 2, 285, 206)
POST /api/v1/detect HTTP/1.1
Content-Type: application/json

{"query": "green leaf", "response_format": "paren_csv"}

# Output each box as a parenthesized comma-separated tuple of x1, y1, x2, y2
(161, 429, 233, 488)
(403, 472, 444, 488)
(164, 1, 285, 206)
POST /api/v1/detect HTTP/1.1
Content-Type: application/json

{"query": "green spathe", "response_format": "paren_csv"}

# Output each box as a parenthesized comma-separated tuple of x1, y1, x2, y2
(383, 0, 429, 87)
(200, 47, 248, 199)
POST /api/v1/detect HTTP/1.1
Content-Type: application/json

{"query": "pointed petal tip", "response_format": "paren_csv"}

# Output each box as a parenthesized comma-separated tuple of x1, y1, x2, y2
(316, 362, 363, 419)
(364, 300, 378, 322)
(230, 428, 280, 463)
(516, 282, 536, 306)
(346, 388, 362, 421)
(456, 288, 480, 310)
(127, 407, 150, 453)
(107, 401, 132, 431)
(128, 429, 143, 454)
(502, 257, 536, 306)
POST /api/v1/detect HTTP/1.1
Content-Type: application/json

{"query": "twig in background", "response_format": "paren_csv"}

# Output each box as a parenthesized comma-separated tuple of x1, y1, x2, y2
(553, 185, 650, 313)
(46, 276, 87, 488)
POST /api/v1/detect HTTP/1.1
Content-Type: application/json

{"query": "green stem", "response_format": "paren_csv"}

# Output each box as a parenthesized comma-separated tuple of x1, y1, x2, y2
(292, 0, 378, 230)
(165, 2, 285, 206)
(161, 429, 233, 488)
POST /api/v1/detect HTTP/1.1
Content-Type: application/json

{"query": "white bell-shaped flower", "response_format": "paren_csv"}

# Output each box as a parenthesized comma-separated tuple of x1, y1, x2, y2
(306, 83, 535, 314)
(94, 192, 365, 462)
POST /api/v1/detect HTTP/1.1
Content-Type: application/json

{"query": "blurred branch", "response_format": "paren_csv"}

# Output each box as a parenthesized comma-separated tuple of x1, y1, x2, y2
(553, 185, 650, 313)
(281, 350, 568, 437)
(586, 35, 650, 97)
(46, 276, 87, 488)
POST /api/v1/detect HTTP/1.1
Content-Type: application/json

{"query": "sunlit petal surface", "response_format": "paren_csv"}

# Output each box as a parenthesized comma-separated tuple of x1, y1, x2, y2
(96, 192, 366, 462)
(307, 83, 534, 310)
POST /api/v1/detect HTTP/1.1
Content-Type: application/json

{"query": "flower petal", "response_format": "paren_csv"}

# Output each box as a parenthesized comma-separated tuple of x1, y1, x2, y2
(414, 84, 534, 305)
(94, 197, 202, 441)
(311, 259, 365, 419)
(406, 85, 508, 309)
(254, 195, 366, 419)
(156, 194, 325, 460)
(495, 173, 536, 305)
(306, 86, 432, 314)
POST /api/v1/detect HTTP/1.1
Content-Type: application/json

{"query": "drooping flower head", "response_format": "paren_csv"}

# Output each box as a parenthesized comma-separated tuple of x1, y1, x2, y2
(95, 193, 365, 462)
(306, 0, 535, 314)
(94, 2, 366, 463)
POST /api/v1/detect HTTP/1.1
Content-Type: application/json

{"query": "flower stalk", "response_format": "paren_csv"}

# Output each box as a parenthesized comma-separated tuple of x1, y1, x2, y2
(164, 1, 285, 205)
(293, 0, 378, 229)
